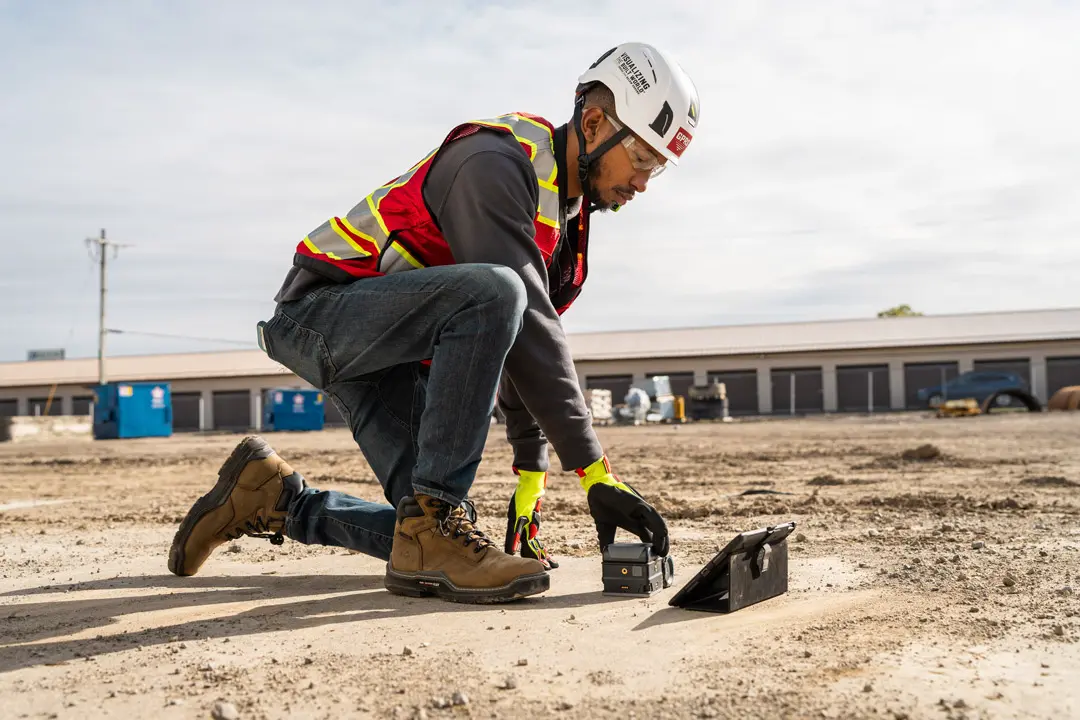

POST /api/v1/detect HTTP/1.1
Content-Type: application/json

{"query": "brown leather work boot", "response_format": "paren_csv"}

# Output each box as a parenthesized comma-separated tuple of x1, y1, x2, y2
(168, 436, 305, 576)
(385, 495, 549, 603)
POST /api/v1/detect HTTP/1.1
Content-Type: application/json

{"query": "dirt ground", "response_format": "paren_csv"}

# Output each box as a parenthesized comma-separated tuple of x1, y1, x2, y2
(1, 412, 1078, 720)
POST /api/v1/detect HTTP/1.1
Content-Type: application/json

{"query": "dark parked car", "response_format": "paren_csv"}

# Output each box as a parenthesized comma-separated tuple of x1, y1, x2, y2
(916, 371, 1028, 408)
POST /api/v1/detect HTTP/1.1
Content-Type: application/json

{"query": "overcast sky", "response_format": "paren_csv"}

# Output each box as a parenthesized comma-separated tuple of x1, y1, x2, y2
(2, 0, 1078, 362)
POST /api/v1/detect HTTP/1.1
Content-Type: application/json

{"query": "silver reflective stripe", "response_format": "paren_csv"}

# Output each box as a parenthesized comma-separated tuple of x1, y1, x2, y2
(303, 215, 379, 261)
(380, 252, 412, 274)
(513, 116, 560, 230)
(305, 115, 560, 268)
(537, 181, 560, 230)
(379, 242, 422, 274)
(473, 115, 560, 229)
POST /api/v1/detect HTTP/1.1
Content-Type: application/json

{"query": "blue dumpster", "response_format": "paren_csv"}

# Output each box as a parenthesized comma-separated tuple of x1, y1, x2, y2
(92, 382, 173, 439)
(263, 388, 325, 431)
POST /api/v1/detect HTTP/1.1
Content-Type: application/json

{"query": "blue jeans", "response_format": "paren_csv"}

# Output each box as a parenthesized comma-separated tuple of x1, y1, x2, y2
(260, 264, 527, 561)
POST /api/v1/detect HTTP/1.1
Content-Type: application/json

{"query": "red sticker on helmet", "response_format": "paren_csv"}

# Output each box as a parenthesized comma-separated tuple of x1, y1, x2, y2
(667, 127, 693, 158)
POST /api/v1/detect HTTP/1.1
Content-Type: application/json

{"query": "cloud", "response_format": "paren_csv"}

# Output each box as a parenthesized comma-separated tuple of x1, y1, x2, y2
(1, 0, 1078, 361)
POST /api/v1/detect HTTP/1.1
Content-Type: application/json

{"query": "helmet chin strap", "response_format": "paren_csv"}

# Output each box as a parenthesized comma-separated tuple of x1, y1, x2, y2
(573, 93, 631, 214)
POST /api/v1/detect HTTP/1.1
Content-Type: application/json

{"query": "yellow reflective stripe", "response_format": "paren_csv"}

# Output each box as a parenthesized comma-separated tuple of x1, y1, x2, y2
(330, 218, 372, 257)
(518, 136, 538, 160)
(470, 120, 538, 159)
(380, 184, 406, 201)
(366, 194, 391, 238)
(405, 148, 439, 174)
(379, 163, 429, 198)
(510, 115, 554, 166)
(338, 215, 379, 250)
(469, 119, 514, 132)
(514, 114, 555, 138)
(390, 241, 424, 269)
(537, 181, 560, 229)
(303, 237, 343, 261)
(345, 151, 437, 251)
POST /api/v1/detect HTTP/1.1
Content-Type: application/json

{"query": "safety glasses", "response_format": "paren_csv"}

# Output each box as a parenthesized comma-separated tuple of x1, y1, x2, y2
(604, 113, 668, 177)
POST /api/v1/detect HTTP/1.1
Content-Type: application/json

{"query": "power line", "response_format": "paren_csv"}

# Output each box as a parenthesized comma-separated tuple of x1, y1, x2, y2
(105, 328, 258, 348)
(59, 256, 98, 344)
(100, 294, 274, 307)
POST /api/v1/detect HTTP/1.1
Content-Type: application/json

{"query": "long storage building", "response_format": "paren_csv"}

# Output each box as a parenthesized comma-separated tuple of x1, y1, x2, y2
(2, 307, 1079, 431)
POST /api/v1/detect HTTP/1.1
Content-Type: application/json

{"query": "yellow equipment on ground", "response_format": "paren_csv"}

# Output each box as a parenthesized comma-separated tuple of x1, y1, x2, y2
(936, 398, 982, 418)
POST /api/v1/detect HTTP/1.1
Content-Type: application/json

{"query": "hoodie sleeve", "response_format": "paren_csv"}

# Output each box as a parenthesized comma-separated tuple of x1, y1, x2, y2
(422, 130, 604, 472)
(496, 371, 551, 472)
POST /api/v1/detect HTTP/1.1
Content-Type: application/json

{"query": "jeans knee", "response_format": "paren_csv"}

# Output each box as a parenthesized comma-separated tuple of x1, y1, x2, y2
(483, 266, 527, 325)
(446, 264, 527, 343)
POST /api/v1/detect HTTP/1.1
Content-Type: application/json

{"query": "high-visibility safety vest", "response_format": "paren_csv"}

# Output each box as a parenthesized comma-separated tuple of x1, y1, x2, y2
(291, 112, 589, 315)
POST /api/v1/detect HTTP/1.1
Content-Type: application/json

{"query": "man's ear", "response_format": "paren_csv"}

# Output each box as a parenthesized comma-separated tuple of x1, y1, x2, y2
(580, 107, 604, 146)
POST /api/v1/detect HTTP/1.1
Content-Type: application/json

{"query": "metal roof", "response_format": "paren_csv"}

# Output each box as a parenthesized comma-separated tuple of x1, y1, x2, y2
(0, 349, 291, 389)
(2, 307, 1079, 388)
(567, 307, 1080, 361)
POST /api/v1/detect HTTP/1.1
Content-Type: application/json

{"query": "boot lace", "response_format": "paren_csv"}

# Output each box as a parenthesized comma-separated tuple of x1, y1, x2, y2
(435, 499, 493, 553)
(225, 515, 285, 546)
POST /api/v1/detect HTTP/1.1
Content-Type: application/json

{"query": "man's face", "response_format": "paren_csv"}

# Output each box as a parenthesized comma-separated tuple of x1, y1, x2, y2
(585, 112, 667, 211)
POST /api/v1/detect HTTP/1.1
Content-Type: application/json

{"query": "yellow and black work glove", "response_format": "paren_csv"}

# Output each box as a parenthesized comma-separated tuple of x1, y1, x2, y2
(576, 456, 669, 556)
(504, 467, 559, 570)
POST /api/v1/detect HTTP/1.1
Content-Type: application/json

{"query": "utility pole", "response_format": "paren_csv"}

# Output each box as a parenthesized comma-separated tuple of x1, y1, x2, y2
(86, 229, 128, 386)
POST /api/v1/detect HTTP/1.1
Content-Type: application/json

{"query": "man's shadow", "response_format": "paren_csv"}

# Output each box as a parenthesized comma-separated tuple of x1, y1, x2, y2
(2, 573, 382, 646)
(0, 572, 625, 674)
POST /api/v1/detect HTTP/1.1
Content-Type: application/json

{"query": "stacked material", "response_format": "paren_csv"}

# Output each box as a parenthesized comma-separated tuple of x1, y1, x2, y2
(624, 387, 652, 425)
(651, 375, 676, 421)
(687, 382, 731, 421)
(584, 388, 614, 425)
(0, 416, 92, 443)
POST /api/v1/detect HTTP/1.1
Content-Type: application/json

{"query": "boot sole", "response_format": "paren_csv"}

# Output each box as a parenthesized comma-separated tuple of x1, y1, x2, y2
(384, 567, 550, 604)
(167, 435, 275, 576)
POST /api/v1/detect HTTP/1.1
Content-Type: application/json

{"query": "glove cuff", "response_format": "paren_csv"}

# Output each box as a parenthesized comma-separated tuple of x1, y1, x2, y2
(512, 467, 547, 518)
(512, 466, 547, 483)
(576, 455, 612, 492)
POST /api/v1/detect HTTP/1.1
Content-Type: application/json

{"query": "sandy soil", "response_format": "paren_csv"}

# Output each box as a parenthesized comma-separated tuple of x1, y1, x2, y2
(1, 412, 1078, 720)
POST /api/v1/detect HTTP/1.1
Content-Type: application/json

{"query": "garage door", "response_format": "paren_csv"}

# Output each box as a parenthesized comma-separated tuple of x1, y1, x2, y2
(707, 370, 759, 415)
(771, 367, 824, 414)
(0, 399, 16, 418)
(837, 365, 891, 412)
(172, 392, 202, 432)
(1048, 356, 1080, 397)
(213, 391, 251, 431)
(904, 362, 959, 409)
(72, 396, 94, 416)
(27, 397, 60, 416)
(586, 375, 634, 404)
(973, 358, 1030, 390)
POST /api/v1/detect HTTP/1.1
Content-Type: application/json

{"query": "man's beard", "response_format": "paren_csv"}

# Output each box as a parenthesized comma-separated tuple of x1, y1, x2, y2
(586, 157, 617, 213)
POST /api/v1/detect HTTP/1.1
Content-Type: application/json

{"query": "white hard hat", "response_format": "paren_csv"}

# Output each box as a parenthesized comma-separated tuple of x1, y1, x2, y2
(577, 42, 700, 166)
